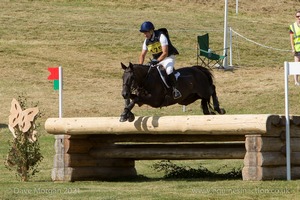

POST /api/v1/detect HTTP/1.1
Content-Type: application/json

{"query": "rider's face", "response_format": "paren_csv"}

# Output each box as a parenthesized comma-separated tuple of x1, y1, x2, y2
(142, 30, 153, 39)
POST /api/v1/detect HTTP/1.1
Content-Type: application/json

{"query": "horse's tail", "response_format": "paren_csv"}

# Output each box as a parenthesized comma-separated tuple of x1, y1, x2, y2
(193, 65, 214, 85)
(194, 65, 222, 114)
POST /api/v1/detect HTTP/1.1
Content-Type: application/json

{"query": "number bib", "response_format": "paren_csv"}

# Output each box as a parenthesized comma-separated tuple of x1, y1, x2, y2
(147, 41, 162, 54)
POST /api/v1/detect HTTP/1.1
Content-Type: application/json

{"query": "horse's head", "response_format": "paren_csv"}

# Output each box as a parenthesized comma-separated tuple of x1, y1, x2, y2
(121, 62, 135, 99)
(121, 62, 150, 99)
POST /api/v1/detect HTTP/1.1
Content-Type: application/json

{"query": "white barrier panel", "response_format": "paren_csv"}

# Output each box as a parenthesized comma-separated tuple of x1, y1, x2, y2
(284, 61, 300, 180)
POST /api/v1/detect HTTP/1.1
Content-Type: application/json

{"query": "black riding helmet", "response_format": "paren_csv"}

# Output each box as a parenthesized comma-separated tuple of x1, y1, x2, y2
(140, 21, 155, 32)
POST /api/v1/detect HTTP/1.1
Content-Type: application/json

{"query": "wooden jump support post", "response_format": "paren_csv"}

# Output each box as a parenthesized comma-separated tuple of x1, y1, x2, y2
(45, 114, 300, 181)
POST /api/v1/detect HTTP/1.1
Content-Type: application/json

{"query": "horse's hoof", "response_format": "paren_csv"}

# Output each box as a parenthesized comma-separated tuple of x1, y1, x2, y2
(127, 112, 135, 122)
(215, 108, 226, 115)
(219, 108, 226, 115)
(119, 115, 128, 122)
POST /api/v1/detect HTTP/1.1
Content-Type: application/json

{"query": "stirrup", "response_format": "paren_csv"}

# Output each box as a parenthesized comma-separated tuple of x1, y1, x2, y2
(173, 88, 182, 99)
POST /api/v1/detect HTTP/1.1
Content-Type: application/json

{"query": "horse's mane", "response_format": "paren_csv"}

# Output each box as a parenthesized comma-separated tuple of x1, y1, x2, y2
(132, 63, 150, 69)
(128, 63, 151, 92)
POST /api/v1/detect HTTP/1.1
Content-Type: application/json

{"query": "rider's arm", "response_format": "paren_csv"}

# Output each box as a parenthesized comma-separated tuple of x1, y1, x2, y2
(157, 34, 169, 62)
(139, 49, 147, 64)
(139, 40, 148, 64)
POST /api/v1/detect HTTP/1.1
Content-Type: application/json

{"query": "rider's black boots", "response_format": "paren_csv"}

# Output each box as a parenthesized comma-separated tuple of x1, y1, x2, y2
(168, 72, 182, 99)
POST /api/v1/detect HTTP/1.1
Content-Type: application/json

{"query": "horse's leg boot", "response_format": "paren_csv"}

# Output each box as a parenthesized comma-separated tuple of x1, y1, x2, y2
(168, 72, 182, 99)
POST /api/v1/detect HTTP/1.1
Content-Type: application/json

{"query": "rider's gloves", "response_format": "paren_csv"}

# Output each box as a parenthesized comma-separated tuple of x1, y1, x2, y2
(150, 59, 159, 66)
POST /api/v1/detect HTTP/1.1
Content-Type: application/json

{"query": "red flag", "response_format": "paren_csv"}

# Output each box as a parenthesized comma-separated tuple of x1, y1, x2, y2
(48, 67, 59, 80)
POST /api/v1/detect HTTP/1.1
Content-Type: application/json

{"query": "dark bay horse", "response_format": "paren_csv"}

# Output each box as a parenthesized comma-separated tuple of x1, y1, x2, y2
(120, 62, 225, 122)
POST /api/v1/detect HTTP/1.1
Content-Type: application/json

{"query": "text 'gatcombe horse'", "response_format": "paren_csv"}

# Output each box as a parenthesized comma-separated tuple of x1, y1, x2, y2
(120, 63, 225, 122)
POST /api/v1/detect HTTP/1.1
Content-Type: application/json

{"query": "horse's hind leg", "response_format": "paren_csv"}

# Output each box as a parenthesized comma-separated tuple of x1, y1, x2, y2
(211, 85, 226, 114)
(201, 99, 212, 115)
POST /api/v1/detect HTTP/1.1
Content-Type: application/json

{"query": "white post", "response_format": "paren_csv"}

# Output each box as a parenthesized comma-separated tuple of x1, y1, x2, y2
(229, 27, 232, 66)
(284, 61, 300, 180)
(223, 0, 228, 68)
(236, 0, 238, 15)
(284, 61, 291, 181)
(54, 66, 65, 181)
(59, 66, 63, 118)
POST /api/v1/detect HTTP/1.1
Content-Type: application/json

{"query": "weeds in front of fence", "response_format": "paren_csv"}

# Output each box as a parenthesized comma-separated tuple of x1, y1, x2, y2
(152, 160, 242, 179)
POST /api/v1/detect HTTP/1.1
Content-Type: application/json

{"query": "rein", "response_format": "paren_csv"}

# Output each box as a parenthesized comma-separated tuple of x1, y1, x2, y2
(135, 65, 152, 92)
(144, 64, 153, 82)
(138, 64, 171, 89)
(135, 64, 152, 86)
(128, 64, 169, 95)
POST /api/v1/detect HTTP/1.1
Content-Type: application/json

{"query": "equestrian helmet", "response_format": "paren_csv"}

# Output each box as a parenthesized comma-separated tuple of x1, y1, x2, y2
(140, 21, 155, 32)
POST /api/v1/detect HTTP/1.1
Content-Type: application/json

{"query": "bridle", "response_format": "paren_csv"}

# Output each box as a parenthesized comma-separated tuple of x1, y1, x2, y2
(123, 64, 153, 95)
(123, 69, 137, 94)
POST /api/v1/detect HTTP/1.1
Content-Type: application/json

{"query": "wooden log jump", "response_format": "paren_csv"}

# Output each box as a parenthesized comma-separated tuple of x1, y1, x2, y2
(44, 114, 300, 181)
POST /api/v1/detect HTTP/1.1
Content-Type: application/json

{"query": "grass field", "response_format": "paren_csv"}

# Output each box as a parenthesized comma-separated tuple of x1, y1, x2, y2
(1, 0, 300, 199)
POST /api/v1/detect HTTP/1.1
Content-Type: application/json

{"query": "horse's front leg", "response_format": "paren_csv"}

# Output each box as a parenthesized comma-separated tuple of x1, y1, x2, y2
(119, 97, 137, 122)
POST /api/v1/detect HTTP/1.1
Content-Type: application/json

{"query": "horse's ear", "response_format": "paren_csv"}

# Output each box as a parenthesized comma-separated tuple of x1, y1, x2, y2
(129, 62, 134, 69)
(121, 62, 127, 70)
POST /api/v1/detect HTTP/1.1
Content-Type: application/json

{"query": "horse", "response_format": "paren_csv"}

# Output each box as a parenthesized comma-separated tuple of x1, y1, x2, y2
(120, 62, 225, 122)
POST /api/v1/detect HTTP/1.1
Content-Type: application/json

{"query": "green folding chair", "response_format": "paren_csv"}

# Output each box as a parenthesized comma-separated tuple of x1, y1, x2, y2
(197, 33, 227, 69)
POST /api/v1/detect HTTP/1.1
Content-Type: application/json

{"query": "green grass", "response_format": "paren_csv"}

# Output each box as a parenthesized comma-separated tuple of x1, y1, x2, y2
(1, 0, 300, 199)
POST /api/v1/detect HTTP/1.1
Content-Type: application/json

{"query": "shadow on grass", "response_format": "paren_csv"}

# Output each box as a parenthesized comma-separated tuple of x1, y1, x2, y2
(102, 160, 242, 182)
(0, 124, 8, 129)
(98, 174, 242, 183)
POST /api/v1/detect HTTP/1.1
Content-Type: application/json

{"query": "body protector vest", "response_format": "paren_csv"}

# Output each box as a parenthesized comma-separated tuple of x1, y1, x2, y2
(290, 22, 300, 52)
(146, 28, 179, 59)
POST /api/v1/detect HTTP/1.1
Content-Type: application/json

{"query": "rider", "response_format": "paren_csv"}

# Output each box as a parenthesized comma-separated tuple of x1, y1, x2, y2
(138, 21, 182, 99)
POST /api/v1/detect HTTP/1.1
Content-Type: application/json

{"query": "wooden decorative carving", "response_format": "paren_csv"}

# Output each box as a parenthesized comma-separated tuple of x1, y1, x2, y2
(8, 98, 39, 142)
